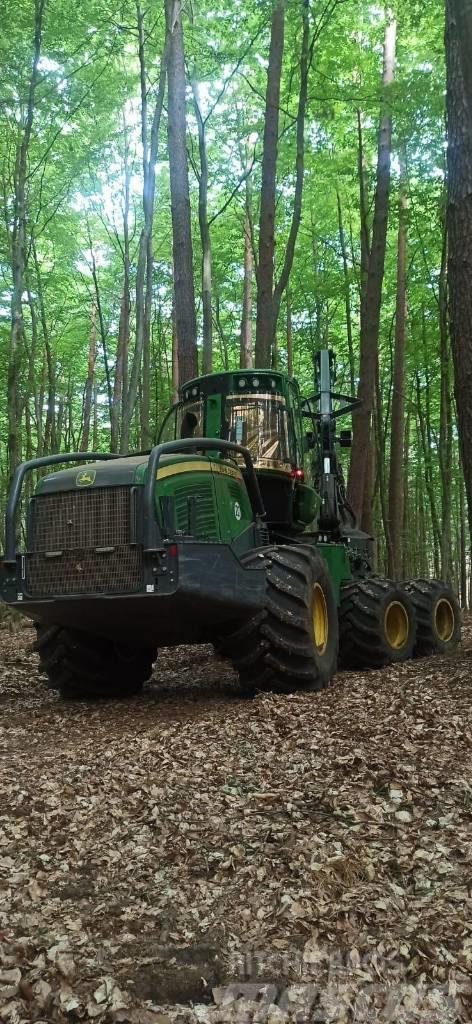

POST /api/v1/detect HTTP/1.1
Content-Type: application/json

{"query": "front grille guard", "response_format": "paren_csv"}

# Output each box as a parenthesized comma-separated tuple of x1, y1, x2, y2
(3, 439, 265, 568)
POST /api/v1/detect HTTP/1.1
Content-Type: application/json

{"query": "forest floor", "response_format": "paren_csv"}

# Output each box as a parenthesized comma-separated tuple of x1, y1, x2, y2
(0, 624, 472, 1024)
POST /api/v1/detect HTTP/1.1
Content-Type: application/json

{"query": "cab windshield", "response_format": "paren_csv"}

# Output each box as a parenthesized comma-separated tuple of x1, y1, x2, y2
(224, 393, 291, 470)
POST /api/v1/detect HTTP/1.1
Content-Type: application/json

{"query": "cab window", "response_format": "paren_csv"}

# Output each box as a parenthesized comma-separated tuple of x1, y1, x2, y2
(224, 393, 290, 468)
(158, 400, 205, 443)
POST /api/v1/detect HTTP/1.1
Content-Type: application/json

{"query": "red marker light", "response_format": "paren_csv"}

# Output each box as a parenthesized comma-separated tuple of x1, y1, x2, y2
(168, 544, 178, 557)
(291, 467, 305, 481)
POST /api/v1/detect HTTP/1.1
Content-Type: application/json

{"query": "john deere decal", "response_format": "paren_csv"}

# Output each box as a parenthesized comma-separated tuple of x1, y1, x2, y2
(76, 470, 96, 487)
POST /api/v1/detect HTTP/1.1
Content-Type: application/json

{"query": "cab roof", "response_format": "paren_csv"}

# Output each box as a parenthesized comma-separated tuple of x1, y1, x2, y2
(180, 368, 298, 402)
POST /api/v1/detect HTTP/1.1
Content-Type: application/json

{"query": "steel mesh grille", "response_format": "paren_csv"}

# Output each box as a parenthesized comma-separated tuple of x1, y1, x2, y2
(26, 487, 142, 597)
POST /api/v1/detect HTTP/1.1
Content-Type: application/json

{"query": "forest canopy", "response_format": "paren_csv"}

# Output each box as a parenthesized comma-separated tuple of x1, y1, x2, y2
(1, 0, 470, 595)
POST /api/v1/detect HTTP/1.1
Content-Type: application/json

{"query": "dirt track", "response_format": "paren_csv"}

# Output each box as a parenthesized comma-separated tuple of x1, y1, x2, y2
(1, 624, 472, 1023)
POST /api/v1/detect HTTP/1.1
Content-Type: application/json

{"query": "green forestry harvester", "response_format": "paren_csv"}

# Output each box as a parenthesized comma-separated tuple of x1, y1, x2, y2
(1, 350, 461, 698)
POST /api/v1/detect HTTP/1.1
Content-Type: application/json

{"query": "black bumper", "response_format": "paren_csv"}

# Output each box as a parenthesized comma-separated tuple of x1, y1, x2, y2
(1, 541, 266, 648)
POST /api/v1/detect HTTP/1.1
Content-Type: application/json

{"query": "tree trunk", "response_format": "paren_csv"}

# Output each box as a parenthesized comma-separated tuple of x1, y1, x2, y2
(166, 0, 197, 385)
(286, 286, 293, 376)
(438, 207, 453, 580)
(348, 16, 396, 525)
(401, 406, 411, 578)
(357, 109, 371, 317)
(451, 0, 472, 105)
(32, 241, 56, 453)
(336, 188, 355, 394)
(416, 368, 441, 576)
(459, 477, 468, 607)
(271, 0, 310, 334)
(240, 181, 254, 369)
(82, 301, 97, 451)
(111, 118, 131, 454)
(255, 0, 285, 367)
(171, 295, 179, 403)
(387, 164, 408, 579)
(125, 4, 167, 451)
(192, 79, 213, 374)
(446, 0, 472, 548)
(7, 0, 45, 479)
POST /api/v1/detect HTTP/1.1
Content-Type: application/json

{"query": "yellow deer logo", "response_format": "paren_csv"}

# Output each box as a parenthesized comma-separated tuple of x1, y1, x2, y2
(76, 470, 96, 487)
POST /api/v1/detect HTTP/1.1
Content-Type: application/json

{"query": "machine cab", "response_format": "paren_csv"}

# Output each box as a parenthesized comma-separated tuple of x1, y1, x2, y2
(158, 369, 319, 535)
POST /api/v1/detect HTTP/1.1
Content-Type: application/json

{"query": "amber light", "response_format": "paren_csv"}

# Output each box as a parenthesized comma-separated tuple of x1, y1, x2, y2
(291, 467, 305, 481)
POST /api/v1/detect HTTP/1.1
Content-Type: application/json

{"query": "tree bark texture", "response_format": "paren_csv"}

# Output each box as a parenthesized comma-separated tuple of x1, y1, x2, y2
(255, 0, 285, 367)
(240, 181, 254, 369)
(82, 301, 97, 452)
(387, 168, 408, 579)
(166, 0, 198, 385)
(7, 0, 45, 480)
(192, 79, 213, 374)
(348, 17, 396, 526)
(446, 0, 472, 545)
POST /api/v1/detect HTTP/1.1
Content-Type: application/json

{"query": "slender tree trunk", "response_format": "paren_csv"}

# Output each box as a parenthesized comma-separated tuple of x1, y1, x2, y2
(286, 286, 293, 376)
(7, 0, 45, 479)
(336, 188, 355, 394)
(215, 295, 230, 370)
(26, 282, 42, 451)
(357, 109, 371, 317)
(401, 406, 411, 578)
(82, 301, 97, 451)
(166, 0, 197, 385)
(416, 369, 441, 575)
(93, 385, 99, 451)
(125, 5, 167, 451)
(192, 79, 213, 374)
(271, 0, 310, 334)
(348, 16, 396, 525)
(141, 231, 153, 448)
(446, 0, 472, 548)
(240, 182, 254, 369)
(113, 126, 131, 454)
(459, 478, 468, 606)
(33, 242, 56, 453)
(255, 0, 285, 366)
(171, 295, 179, 403)
(438, 208, 453, 580)
(387, 164, 408, 579)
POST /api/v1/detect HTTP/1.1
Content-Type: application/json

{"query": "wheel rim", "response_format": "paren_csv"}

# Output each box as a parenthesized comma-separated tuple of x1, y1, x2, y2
(384, 601, 409, 650)
(434, 598, 455, 642)
(312, 583, 328, 655)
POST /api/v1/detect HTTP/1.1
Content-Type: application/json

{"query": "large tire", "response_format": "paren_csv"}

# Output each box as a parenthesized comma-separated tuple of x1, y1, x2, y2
(220, 545, 338, 695)
(34, 624, 156, 699)
(404, 578, 461, 656)
(339, 577, 416, 669)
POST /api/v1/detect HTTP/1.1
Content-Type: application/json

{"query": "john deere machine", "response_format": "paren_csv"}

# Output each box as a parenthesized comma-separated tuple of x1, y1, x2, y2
(1, 350, 460, 699)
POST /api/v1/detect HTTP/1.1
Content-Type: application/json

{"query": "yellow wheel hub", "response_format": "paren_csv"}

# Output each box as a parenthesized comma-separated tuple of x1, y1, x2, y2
(384, 601, 409, 650)
(312, 583, 328, 655)
(434, 598, 455, 642)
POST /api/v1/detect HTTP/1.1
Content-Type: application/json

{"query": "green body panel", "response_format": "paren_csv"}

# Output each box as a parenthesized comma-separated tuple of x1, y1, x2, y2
(315, 542, 352, 604)
(294, 483, 318, 526)
(36, 452, 253, 546)
(153, 462, 253, 541)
